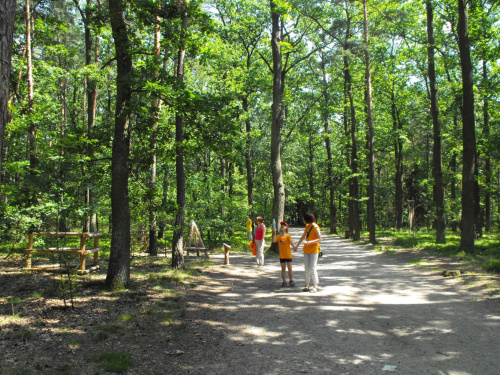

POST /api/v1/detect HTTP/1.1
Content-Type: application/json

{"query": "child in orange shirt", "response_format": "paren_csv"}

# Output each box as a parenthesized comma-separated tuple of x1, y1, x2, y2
(272, 221, 296, 287)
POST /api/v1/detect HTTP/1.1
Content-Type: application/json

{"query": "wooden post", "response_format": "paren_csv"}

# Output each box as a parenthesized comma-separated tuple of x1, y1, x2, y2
(194, 230, 200, 256)
(223, 243, 231, 265)
(93, 236, 99, 266)
(79, 233, 87, 272)
(26, 233, 34, 269)
(80, 233, 87, 251)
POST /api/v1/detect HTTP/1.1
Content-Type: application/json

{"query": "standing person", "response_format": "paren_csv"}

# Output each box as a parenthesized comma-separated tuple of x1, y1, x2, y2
(295, 213, 322, 293)
(245, 216, 253, 241)
(272, 221, 296, 287)
(254, 216, 266, 267)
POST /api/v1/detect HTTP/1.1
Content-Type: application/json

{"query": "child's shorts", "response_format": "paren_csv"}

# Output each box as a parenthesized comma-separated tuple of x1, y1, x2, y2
(280, 258, 292, 263)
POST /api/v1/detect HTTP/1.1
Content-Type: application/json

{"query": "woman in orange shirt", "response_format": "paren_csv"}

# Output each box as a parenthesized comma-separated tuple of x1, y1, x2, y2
(295, 213, 322, 293)
(272, 221, 296, 287)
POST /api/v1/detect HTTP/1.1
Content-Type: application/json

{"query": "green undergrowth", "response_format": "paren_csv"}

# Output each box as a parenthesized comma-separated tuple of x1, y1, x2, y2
(374, 229, 500, 274)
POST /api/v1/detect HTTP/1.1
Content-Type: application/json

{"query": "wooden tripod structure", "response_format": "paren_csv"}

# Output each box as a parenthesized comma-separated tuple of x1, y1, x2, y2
(184, 221, 208, 257)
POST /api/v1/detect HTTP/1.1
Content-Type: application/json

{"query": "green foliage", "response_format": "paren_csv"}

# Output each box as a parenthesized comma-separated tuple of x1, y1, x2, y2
(485, 259, 500, 273)
(2, 0, 500, 275)
(381, 230, 500, 274)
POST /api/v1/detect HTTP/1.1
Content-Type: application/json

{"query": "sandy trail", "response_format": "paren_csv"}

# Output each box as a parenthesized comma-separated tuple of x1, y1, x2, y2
(167, 228, 499, 375)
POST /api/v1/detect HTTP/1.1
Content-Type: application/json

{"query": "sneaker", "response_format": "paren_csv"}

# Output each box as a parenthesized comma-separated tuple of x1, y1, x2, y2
(310, 287, 318, 293)
(302, 287, 309, 292)
(281, 282, 287, 287)
(289, 281, 295, 287)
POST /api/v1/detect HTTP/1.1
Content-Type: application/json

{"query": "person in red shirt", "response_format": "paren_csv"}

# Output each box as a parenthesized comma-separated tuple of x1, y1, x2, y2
(254, 216, 266, 267)
(272, 221, 296, 287)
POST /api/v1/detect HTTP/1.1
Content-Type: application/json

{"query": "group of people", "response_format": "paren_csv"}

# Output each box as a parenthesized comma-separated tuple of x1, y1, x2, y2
(247, 213, 322, 293)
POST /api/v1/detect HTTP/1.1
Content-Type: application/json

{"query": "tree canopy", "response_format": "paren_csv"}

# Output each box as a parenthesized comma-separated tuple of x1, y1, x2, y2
(1, 0, 500, 283)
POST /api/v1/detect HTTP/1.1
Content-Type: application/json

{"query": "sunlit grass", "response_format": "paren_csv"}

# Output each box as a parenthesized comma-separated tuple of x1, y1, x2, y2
(118, 314, 135, 322)
(376, 229, 500, 274)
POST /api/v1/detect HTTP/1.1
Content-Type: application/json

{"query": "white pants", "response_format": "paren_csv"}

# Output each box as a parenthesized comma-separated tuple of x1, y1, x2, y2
(255, 239, 264, 266)
(304, 253, 319, 285)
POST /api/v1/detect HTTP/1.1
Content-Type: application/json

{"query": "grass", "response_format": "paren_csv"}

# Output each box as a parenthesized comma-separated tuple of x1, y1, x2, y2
(93, 350, 133, 373)
(374, 229, 500, 274)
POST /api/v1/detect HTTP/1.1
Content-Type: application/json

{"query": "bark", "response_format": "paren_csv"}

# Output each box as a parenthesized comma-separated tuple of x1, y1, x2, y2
(308, 132, 314, 202)
(392, 91, 404, 230)
(106, 0, 133, 287)
(26, 0, 36, 177)
(0, 0, 16, 178)
(75, 0, 99, 233)
(483, 61, 491, 232)
(457, 0, 476, 254)
(320, 57, 337, 234)
(269, 0, 285, 224)
(427, 0, 446, 244)
(240, 25, 256, 222)
(342, 5, 360, 240)
(171, 1, 189, 269)
(149, 17, 161, 256)
(344, 53, 360, 240)
(243, 95, 254, 222)
(363, 0, 376, 244)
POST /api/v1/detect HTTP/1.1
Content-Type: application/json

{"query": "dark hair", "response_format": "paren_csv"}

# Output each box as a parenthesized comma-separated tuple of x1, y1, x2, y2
(303, 213, 315, 224)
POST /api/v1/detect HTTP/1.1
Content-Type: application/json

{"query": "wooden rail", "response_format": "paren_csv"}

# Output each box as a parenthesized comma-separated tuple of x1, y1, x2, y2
(24, 232, 102, 274)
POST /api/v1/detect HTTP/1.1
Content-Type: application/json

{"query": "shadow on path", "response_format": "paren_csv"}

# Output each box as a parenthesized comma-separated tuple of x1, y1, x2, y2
(173, 229, 500, 375)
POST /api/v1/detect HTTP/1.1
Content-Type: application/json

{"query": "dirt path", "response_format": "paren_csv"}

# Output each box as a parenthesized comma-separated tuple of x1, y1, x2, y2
(169, 228, 500, 375)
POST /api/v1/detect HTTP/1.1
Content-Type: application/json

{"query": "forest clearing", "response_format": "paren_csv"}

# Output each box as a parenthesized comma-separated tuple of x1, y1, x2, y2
(1, 228, 499, 374)
(1, 0, 500, 373)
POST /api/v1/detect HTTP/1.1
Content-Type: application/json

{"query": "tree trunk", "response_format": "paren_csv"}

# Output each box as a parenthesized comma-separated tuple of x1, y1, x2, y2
(320, 57, 337, 234)
(308, 131, 314, 204)
(86, 0, 98, 233)
(75, 0, 99, 233)
(342, 6, 360, 240)
(270, 0, 285, 224)
(344, 53, 360, 240)
(148, 17, 161, 256)
(106, 0, 133, 287)
(427, 0, 446, 244)
(483, 61, 491, 232)
(392, 91, 404, 230)
(243, 95, 254, 222)
(26, 0, 37, 181)
(171, 1, 189, 269)
(0, 0, 16, 178)
(457, 0, 476, 254)
(363, 0, 376, 244)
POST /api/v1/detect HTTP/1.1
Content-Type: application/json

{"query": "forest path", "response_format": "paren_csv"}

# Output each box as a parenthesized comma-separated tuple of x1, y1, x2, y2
(170, 228, 499, 375)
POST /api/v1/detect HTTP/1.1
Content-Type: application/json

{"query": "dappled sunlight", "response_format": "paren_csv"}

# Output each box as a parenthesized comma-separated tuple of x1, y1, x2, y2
(1, 229, 497, 375)
(197, 319, 286, 344)
(183, 230, 499, 374)
(336, 328, 387, 337)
